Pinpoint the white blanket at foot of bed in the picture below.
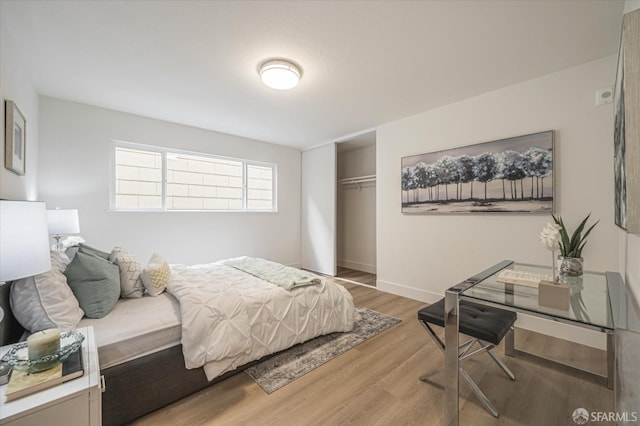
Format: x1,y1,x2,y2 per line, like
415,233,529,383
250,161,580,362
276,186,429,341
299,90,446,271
167,261,355,380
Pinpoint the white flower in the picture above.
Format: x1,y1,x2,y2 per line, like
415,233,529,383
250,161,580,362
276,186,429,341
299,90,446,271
60,235,86,249
539,222,561,251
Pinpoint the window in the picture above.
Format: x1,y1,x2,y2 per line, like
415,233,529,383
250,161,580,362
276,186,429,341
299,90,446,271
247,164,274,210
114,147,163,209
112,142,276,212
166,153,244,211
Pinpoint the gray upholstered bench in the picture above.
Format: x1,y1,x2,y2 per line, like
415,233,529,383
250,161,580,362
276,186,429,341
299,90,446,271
418,299,517,417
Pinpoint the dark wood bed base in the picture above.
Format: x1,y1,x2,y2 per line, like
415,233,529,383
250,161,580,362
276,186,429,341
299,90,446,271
102,345,256,425
1,281,259,425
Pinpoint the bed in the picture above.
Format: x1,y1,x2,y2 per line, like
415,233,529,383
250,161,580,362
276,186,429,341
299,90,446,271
1,256,355,425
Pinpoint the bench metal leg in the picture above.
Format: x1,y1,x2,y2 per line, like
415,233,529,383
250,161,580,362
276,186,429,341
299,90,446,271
505,326,515,357
420,315,515,420
459,367,499,418
487,348,516,380
420,366,444,381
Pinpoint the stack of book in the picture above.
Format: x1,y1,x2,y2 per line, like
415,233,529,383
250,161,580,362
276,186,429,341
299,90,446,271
3,349,84,402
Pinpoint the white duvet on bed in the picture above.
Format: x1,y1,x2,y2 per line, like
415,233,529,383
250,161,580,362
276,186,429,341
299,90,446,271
167,262,355,380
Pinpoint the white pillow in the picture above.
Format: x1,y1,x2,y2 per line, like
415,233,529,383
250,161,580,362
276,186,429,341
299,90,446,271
10,252,84,332
140,253,171,296
109,246,144,298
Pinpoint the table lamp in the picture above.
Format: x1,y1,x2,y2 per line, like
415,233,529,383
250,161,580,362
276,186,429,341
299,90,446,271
46,208,80,252
0,200,52,344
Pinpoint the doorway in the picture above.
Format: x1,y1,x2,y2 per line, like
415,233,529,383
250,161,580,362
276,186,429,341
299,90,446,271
336,132,376,287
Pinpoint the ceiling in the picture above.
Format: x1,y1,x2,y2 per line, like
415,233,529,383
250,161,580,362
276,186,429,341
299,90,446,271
0,0,624,150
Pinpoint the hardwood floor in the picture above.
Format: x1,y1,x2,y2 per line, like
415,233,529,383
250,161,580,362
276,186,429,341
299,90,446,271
336,266,377,287
133,281,613,426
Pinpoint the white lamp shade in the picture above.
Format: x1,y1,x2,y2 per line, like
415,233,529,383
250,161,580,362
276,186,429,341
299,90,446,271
260,60,301,90
46,209,80,235
0,200,52,282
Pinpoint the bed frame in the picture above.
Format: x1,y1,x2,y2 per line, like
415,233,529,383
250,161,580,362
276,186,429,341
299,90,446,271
0,281,255,425
100,344,258,425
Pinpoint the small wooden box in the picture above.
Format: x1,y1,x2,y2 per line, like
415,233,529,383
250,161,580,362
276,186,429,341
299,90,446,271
538,280,570,311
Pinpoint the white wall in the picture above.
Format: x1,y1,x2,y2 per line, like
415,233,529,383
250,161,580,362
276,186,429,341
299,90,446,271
622,0,640,308
0,25,39,201
625,0,640,13
38,97,301,266
337,145,376,273
626,234,640,303
377,56,618,347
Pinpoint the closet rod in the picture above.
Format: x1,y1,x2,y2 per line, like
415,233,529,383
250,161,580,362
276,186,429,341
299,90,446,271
338,175,376,185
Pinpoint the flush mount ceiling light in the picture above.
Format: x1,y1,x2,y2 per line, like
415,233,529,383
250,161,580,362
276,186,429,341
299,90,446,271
259,59,301,90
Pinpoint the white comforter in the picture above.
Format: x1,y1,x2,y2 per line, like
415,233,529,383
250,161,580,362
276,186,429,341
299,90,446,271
167,261,355,380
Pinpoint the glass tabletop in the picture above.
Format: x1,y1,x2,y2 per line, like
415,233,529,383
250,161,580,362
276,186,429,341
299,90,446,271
461,261,613,330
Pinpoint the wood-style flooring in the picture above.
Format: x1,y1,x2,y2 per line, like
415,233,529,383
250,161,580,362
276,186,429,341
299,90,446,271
133,281,613,426
336,266,377,287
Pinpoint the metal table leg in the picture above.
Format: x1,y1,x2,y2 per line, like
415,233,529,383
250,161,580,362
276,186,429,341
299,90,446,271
607,330,614,390
444,290,460,426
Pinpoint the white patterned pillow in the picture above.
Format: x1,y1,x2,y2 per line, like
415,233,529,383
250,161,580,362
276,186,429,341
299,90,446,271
10,251,85,332
109,247,144,298
141,253,171,297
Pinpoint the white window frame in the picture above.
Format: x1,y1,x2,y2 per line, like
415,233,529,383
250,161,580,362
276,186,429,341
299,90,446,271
110,140,278,213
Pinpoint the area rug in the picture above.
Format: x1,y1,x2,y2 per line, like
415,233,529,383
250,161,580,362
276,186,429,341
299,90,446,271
246,306,401,393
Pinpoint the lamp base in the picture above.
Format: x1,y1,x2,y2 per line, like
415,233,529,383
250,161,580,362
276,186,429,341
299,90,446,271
53,235,65,253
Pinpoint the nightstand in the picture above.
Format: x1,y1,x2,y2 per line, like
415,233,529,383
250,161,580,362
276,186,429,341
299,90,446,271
0,326,102,426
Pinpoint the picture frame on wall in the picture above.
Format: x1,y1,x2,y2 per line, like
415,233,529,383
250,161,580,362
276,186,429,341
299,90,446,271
401,130,554,214
613,37,627,230
614,9,640,233
4,100,27,176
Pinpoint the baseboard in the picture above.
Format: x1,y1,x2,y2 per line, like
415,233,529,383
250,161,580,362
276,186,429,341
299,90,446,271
376,279,442,304
337,260,376,274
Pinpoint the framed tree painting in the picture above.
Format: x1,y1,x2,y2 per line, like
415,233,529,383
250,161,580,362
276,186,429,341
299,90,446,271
401,130,554,214
4,100,27,175
614,9,640,233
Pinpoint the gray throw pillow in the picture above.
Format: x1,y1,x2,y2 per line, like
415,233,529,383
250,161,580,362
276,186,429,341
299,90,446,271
78,243,111,260
64,250,120,319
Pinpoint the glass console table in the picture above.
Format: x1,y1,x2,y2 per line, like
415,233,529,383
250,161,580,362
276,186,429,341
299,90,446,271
443,260,619,426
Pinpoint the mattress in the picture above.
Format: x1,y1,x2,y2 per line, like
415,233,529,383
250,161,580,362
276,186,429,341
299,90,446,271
77,293,181,369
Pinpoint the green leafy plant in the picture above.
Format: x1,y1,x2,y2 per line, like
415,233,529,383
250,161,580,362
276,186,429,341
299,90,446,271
551,213,599,258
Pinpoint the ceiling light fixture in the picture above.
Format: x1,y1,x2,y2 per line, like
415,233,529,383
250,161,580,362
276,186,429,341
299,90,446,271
259,59,301,90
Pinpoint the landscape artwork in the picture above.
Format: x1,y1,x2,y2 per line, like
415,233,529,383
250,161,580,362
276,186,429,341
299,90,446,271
614,44,627,230
401,131,554,214
614,9,640,234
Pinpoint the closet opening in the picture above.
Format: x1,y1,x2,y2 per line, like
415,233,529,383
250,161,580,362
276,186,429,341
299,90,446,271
335,132,376,287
